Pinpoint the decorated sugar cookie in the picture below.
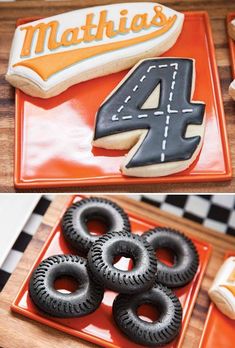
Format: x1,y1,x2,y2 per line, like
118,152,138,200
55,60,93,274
6,3,184,98
228,19,235,101
229,80,235,100
209,257,235,320
228,19,235,40
93,58,206,177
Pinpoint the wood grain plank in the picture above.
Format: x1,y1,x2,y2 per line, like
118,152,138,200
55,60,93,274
0,195,234,348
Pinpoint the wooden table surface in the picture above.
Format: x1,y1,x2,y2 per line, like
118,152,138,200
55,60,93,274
0,0,235,193
0,195,234,348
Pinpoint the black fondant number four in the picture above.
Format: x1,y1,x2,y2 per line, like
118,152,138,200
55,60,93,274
94,58,205,168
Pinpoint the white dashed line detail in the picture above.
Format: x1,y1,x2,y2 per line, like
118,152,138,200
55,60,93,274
170,63,178,70
138,114,148,118
112,115,119,121
117,105,124,113
154,111,164,116
140,75,146,82
167,104,178,114
147,65,157,72
162,139,166,150
124,96,131,103
110,61,193,164
122,115,132,120
164,126,169,138
112,62,164,121
160,63,179,162
182,109,193,113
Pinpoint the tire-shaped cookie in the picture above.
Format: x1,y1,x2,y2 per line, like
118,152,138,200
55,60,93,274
143,227,199,288
113,283,182,346
87,231,158,294
29,254,104,317
62,197,131,254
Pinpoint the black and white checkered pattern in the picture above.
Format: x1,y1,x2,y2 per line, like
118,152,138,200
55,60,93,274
136,195,235,236
0,195,234,292
0,195,53,291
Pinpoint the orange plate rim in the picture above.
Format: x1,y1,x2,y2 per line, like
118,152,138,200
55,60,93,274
198,250,235,348
11,195,212,348
14,11,232,189
227,13,235,78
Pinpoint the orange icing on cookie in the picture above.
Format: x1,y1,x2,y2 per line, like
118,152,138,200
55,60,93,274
61,28,81,46
20,21,62,56
220,268,235,296
95,10,119,40
14,6,177,80
220,285,235,297
14,19,176,81
227,268,235,282
119,10,129,34
131,14,151,32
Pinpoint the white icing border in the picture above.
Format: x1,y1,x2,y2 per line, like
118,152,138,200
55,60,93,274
6,2,184,96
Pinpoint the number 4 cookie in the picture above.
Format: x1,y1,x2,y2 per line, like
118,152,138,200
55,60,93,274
93,58,206,177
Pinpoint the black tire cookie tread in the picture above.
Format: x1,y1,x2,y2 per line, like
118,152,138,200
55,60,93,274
88,231,157,294
29,254,104,317
113,283,182,346
143,227,199,288
62,197,131,253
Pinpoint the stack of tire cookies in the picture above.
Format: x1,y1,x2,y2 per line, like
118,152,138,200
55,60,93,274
29,197,199,347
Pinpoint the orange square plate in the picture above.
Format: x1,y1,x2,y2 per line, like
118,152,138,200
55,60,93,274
199,251,235,348
228,13,235,78
14,11,231,189
11,195,212,348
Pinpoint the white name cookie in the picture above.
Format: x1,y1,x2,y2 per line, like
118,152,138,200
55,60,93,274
209,256,235,320
228,19,235,41
229,80,235,101
6,3,184,98
93,58,205,178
